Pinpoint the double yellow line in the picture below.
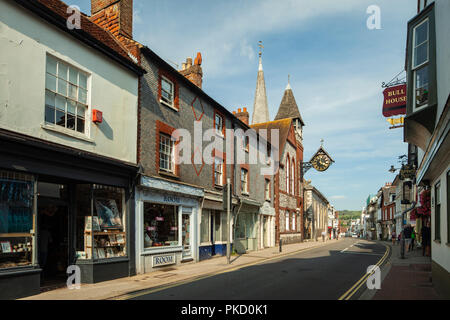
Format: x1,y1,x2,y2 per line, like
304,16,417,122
338,244,390,301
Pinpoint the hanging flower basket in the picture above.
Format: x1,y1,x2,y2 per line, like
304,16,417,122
417,189,431,216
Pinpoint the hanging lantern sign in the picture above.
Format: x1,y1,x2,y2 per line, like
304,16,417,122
382,84,407,117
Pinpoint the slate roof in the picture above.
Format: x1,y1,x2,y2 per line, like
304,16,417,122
12,0,144,75
275,85,305,126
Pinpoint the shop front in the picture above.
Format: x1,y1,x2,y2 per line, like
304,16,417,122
199,194,233,261
0,133,137,299
234,199,261,254
135,176,203,274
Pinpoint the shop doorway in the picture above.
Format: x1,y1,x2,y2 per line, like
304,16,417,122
37,182,70,291
263,216,269,248
181,208,192,260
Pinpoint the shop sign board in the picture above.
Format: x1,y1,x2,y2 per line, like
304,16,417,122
382,84,407,117
152,254,176,267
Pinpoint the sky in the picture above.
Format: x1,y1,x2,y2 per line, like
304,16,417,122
74,0,417,211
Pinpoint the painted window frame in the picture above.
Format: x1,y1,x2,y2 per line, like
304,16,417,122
213,149,226,187
45,54,89,136
214,110,225,137
158,69,179,111
265,179,271,201
240,166,249,195
412,18,430,111
156,120,179,177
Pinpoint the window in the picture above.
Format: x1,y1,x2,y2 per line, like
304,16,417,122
200,210,210,243
159,133,174,173
214,157,224,186
286,212,290,231
143,203,179,248
435,182,441,241
215,113,224,135
243,136,249,152
286,157,290,194
241,168,248,194
412,19,429,109
0,171,35,269
45,55,87,133
265,179,271,201
291,159,295,195
292,213,296,231
160,76,174,107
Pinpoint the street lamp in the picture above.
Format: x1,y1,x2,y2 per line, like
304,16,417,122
389,165,400,173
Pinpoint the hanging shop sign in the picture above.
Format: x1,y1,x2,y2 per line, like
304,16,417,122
399,165,416,181
382,84,407,117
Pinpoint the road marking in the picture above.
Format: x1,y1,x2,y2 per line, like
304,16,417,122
114,240,346,300
338,243,390,301
340,251,384,256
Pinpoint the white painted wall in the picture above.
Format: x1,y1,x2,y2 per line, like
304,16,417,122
0,0,138,164
431,165,450,273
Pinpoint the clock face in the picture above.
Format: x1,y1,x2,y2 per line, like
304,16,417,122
311,154,332,172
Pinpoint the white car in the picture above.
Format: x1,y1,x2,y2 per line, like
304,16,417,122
352,233,359,238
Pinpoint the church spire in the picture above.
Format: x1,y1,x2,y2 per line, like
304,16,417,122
252,41,270,125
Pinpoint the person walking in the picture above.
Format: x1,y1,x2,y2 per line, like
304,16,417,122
391,230,397,245
421,220,431,257
404,224,412,253
321,231,326,242
411,228,416,251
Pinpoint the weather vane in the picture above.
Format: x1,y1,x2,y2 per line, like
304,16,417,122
258,41,264,58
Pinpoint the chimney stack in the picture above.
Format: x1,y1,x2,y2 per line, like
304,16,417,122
179,52,203,89
91,0,133,38
234,107,250,125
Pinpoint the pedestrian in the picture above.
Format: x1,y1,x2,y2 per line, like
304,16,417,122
421,220,431,257
391,230,397,245
411,228,416,250
404,224,412,253
321,231,326,242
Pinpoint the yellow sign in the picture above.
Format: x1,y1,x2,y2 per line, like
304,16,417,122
387,117,404,126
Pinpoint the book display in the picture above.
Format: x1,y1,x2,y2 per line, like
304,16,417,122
0,174,34,269
77,186,127,260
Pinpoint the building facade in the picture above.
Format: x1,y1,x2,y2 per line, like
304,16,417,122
404,0,450,298
0,0,143,299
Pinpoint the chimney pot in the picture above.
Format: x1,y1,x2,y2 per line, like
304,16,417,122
238,108,242,113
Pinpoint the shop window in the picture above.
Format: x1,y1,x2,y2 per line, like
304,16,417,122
200,210,210,244
0,171,35,269
221,212,228,242
76,185,126,260
214,211,221,242
45,55,87,133
143,203,179,248
235,213,256,240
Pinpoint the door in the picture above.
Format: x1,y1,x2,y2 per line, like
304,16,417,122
181,208,192,259
263,216,268,248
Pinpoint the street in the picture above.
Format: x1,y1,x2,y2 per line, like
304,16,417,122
128,239,387,300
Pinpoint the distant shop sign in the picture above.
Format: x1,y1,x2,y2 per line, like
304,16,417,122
152,254,176,267
383,84,407,117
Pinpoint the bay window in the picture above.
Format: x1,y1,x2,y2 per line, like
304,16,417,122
412,19,429,110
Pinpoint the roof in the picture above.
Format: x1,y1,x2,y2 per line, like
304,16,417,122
251,118,293,158
12,0,145,75
275,85,305,126
140,46,250,131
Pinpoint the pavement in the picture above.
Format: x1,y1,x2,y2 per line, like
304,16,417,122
22,238,345,300
359,241,444,300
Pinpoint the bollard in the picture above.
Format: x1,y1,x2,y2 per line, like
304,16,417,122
279,239,283,253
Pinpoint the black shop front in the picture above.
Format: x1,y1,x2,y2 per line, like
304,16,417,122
0,130,138,299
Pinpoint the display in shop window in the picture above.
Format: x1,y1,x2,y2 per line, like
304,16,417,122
94,199,123,229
